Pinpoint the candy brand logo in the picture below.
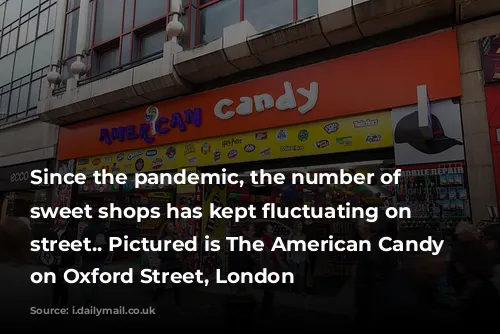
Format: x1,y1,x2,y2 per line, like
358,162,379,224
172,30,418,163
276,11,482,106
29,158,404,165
353,119,378,128
99,107,202,145
315,139,330,149
244,144,255,153
214,81,319,120
103,157,113,162
117,153,124,161
365,133,382,143
228,149,238,159
201,143,211,155
92,158,101,165
128,151,142,160
255,132,267,140
214,149,221,162
78,158,89,165
151,158,163,170
276,129,288,140
336,136,352,146
146,149,158,157
260,148,271,157
188,156,198,164
166,146,176,160
324,122,339,134
298,129,309,142
222,138,242,148
280,145,304,151
184,143,195,155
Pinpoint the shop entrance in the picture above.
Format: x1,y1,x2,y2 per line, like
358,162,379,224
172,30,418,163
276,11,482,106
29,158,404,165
202,148,396,297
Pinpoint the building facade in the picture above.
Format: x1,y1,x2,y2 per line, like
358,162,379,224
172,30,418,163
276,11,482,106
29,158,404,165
0,0,59,219
0,0,498,277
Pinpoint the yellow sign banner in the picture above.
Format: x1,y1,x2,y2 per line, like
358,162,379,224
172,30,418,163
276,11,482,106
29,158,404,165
75,111,392,175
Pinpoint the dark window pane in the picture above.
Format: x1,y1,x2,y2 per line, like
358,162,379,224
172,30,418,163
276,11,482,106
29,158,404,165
9,87,19,116
38,8,49,36
68,0,80,10
33,31,52,70
139,29,164,58
0,53,14,86
63,8,78,57
48,4,56,31
1,33,9,56
27,16,37,42
120,33,131,64
18,21,28,46
99,47,119,73
22,0,39,15
18,83,29,113
199,0,239,44
4,0,21,27
94,0,121,44
134,0,166,28
13,42,34,80
8,27,17,52
297,0,317,20
0,4,5,30
29,77,41,108
244,0,293,33
0,92,8,119
123,0,133,33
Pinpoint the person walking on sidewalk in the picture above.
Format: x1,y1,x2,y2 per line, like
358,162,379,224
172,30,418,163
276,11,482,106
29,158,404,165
287,220,308,294
45,219,76,308
80,218,110,306
153,220,182,307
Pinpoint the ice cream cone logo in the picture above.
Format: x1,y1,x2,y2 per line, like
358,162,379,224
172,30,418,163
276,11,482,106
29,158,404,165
145,106,160,135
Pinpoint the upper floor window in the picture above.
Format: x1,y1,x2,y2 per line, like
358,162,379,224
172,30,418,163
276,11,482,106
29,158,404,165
198,0,317,45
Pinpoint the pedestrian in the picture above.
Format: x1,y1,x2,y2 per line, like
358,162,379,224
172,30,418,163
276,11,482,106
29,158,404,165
481,223,500,293
45,219,76,308
287,220,308,294
80,218,110,307
354,217,397,328
448,240,500,328
260,223,287,318
0,217,52,324
152,221,182,308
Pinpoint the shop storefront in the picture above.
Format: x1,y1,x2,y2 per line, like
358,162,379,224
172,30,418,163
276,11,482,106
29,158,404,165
0,160,55,233
55,30,463,293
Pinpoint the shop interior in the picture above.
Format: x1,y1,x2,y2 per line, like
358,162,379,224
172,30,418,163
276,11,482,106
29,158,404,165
72,146,471,297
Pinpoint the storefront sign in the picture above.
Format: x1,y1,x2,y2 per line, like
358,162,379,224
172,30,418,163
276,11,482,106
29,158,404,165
99,107,202,145
392,99,464,166
75,111,393,174
213,81,318,120
0,160,51,191
58,30,461,161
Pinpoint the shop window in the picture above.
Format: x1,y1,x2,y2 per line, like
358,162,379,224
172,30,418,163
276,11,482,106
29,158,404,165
199,0,239,44
138,28,165,59
244,0,293,33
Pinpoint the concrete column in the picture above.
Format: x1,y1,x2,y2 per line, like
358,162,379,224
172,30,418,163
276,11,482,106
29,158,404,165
457,14,500,222
70,0,91,80
46,0,68,89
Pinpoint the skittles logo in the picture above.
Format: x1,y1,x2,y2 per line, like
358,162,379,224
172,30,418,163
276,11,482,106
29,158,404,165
145,106,160,135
